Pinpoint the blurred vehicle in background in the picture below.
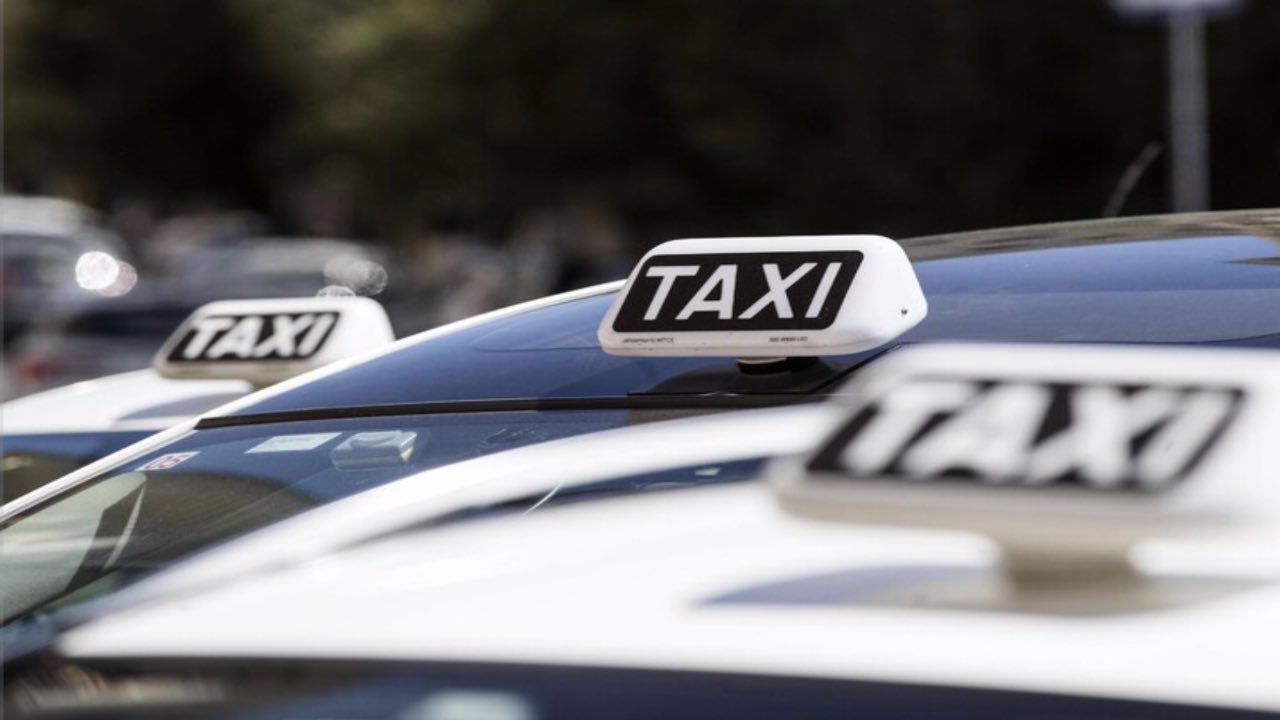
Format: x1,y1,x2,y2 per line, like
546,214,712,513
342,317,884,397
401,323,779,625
4,290,202,398
4,235,393,399
1,196,136,345
174,236,389,299
0,296,395,504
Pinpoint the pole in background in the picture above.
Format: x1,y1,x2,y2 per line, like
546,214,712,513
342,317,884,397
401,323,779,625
1167,10,1210,211
1109,0,1243,213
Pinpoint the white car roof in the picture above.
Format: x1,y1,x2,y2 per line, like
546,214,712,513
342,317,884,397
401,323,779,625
59,481,1280,712
56,406,1280,713
2,370,250,435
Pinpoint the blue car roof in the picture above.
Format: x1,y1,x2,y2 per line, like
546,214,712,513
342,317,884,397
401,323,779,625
228,210,1280,419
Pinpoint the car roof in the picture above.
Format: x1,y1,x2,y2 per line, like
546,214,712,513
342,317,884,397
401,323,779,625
1,370,250,435
224,209,1280,418
903,207,1280,259
59,469,1280,713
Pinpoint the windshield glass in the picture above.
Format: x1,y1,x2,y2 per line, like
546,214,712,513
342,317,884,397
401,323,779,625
0,409,693,627
0,432,154,503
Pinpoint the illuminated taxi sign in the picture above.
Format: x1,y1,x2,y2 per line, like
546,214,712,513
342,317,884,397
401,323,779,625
154,297,393,387
599,235,926,357
775,344,1280,579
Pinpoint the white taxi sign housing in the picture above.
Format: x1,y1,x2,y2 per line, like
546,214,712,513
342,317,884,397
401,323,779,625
598,235,926,357
774,344,1280,578
153,297,394,387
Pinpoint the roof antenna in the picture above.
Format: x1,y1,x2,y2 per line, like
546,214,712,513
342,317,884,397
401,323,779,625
1102,141,1163,218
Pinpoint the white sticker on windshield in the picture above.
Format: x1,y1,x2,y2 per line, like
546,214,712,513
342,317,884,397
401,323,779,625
137,451,199,471
246,432,342,454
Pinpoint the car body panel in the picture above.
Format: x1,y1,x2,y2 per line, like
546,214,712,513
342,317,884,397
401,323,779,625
56,476,1280,712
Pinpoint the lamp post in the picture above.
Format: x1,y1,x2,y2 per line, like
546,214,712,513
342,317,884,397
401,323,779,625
1167,9,1209,211
1109,0,1242,212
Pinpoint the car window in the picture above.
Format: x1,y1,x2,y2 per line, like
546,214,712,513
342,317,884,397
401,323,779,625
0,409,709,627
402,457,770,534
0,432,154,503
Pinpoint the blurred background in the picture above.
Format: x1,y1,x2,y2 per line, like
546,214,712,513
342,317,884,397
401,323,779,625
3,0,1279,397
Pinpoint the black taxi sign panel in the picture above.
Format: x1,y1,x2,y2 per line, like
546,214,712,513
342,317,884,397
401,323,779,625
807,377,1240,493
611,251,863,333
599,236,926,357
166,312,339,363
154,297,393,386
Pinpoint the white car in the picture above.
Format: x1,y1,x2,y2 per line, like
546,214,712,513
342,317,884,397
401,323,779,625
0,296,395,503
9,343,1279,718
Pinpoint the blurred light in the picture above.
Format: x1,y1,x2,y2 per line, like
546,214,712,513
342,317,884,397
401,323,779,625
317,284,357,298
75,251,121,291
98,260,138,297
324,256,389,296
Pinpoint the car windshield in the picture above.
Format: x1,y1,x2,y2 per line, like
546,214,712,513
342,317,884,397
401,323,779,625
0,431,154,503
0,408,707,628
7,660,1266,719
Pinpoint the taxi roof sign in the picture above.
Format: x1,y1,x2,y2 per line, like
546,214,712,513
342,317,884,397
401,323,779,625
774,343,1280,580
598,235,926,357
153,297,394,387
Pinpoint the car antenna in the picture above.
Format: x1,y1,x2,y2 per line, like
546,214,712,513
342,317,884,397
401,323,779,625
1102,141,1163,218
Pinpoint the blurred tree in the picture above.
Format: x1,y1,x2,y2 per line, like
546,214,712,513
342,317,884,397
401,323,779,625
5,0,287,208
5,0,1279,243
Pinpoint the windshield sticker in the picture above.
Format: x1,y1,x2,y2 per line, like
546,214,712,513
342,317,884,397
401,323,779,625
246,432,342,454
330,430,418,470
137,451,200,471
